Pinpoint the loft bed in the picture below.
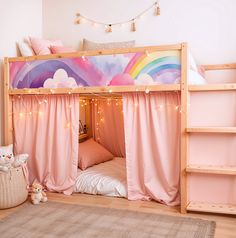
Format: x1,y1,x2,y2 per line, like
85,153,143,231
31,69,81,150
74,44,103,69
3,43,236,215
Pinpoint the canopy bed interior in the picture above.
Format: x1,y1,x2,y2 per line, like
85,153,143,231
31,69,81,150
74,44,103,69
3,43,236,215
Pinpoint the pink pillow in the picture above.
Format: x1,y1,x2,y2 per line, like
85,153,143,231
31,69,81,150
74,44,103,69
50,45,75,54
29,37,63,55
78,138,113,170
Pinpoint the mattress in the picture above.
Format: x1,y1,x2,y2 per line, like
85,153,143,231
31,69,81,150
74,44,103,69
74,157,127,198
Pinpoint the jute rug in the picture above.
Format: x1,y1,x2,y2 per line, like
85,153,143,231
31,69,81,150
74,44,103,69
0,201,215,238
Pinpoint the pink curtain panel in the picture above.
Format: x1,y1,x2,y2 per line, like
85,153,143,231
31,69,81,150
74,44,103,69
123,92,181,205
91,99,126,157
13,95,80,195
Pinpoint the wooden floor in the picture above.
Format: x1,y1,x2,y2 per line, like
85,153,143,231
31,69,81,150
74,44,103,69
1,192,236,237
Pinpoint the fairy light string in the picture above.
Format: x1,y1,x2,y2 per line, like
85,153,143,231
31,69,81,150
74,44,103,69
12,90,182,135
75,1,160,32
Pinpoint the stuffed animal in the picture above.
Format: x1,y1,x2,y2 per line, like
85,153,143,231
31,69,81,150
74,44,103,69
13,154,29,168
0,144,29,172
31,181,47,205
0,144,15,172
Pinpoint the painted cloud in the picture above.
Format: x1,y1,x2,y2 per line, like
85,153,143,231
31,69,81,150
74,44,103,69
135,73,155,85
43,69,78,88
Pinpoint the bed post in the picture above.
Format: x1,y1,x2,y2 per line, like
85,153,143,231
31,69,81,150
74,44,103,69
180,43,189,213
3,57,13,145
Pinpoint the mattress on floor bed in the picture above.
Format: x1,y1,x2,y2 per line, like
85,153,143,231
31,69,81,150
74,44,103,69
74,157,127,198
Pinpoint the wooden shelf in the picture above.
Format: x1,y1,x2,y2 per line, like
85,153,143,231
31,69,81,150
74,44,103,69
186,165,236,175
189,83,236,92
187,202,236,215
186,127,236,133
79,133,88,140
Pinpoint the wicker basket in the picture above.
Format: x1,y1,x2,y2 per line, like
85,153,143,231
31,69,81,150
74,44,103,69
0,167,28,209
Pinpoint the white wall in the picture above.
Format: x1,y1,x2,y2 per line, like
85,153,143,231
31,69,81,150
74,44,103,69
0,0,42,145
43,0,236,64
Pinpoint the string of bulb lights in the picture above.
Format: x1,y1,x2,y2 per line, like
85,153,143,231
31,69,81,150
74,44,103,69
75,1,160,32
13,94,182,121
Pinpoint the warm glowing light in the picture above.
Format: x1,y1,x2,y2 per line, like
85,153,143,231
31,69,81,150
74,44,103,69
38,111,43,116
50,89,55,94
68,91,72,95
135,88,139,92
38,101,42,105
145,50,150,57
29,111,32,116
134,103,139,107
44,99,48,103
145,88,150,94
81,55,86,61
19,112,24,118
159,104,164,109
66,122,71,128
108,89,113,93
175,105,179,110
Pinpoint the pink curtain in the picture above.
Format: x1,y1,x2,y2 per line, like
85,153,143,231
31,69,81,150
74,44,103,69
91,99,125,157
123,92,180,205
13,95,79,195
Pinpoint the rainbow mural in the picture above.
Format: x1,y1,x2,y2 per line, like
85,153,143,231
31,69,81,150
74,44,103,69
10,51,181,89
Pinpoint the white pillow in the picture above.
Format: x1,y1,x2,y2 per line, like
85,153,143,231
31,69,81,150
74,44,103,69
188,69,206,85
18,41,35,56
83,38,135,51
189,52,198,72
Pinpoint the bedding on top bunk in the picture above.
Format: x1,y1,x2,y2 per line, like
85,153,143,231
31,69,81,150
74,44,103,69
74,157,127,198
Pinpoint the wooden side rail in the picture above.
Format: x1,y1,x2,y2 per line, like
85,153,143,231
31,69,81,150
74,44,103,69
202,63,236,71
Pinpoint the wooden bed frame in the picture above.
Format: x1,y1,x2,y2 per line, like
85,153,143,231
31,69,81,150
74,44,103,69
3,42,236,215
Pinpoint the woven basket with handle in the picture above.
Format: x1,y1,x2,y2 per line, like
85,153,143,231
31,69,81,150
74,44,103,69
0,167,28,209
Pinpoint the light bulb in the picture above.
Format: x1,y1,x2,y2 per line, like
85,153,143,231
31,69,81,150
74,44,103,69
145,50,150,57
145,88,150,94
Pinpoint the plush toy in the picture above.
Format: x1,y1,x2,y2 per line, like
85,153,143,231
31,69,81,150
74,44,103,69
31,181,47,205
0,144,29,172
0,144,15,172
13,154,29,168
